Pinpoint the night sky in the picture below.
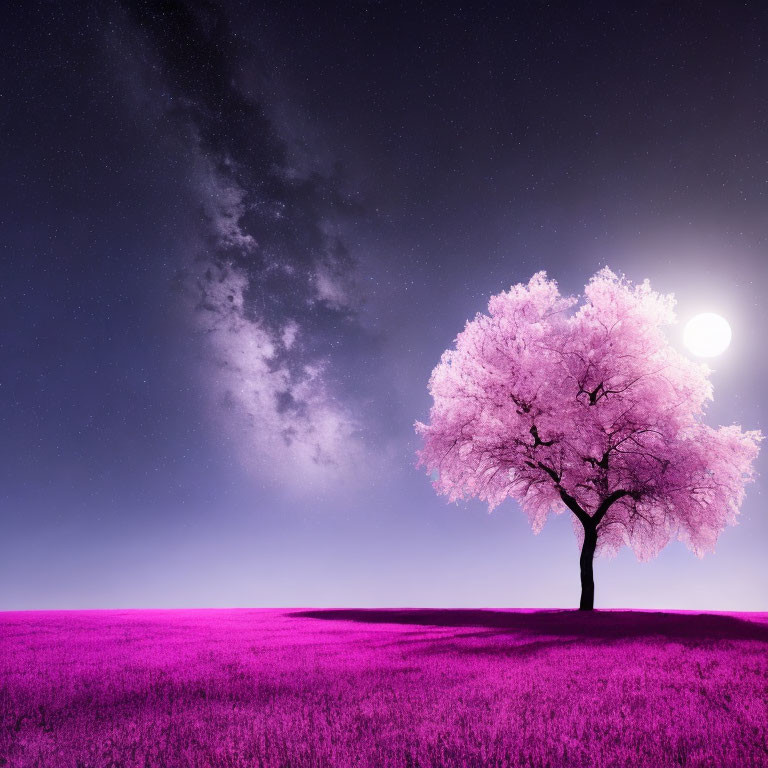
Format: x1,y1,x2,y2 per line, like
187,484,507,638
2,1,766,610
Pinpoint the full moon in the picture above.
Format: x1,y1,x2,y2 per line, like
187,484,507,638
683,312,732,357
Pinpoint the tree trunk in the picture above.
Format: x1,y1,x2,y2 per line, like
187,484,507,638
579,525,597,611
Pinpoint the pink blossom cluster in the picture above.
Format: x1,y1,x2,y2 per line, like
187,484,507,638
416,269,761,560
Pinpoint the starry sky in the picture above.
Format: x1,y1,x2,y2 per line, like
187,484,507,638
2,1,766,610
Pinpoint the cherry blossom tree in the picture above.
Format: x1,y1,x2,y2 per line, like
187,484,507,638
416,269,761,610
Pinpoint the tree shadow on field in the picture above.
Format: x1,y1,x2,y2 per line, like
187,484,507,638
290,609,768,645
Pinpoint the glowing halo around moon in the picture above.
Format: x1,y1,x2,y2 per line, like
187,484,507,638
683,312,732,357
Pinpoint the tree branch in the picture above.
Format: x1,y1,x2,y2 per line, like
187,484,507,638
593,489,639,526
559,489,591,527
536,461,560,484
532,460,591,526
530,424,554,447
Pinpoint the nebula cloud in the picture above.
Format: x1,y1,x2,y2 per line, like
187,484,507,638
119,0,371,489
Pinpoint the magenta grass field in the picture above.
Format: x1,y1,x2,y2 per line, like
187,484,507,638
1,609,767,768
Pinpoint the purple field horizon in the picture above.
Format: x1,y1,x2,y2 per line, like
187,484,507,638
2,608,767,768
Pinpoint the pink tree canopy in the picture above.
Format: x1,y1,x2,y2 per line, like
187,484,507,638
416,269,761,562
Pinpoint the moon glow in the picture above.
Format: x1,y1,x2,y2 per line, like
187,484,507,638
683,313,732,357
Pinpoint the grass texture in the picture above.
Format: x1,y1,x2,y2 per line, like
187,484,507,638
1,608,766,767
